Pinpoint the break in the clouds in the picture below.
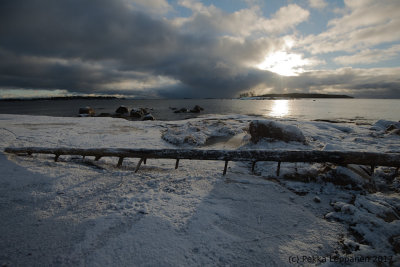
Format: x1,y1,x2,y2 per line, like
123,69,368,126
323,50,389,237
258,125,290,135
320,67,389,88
0,0,399,98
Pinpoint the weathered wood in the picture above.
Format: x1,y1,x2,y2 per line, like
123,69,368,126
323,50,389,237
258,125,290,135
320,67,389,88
117,157,124,167
135,158,145,173
251,161,256,173
223,161,229,176
277,161,281,176
4,147,400,173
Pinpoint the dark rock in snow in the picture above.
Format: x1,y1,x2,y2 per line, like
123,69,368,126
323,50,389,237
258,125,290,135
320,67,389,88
140,108,151,115
115,106,129,115
389,129,400,136
78,107,95,117
174,108,190,113
249,120,306,143
130,108,144,118
390,235,400,253
142,113,155,121
190,105,204,113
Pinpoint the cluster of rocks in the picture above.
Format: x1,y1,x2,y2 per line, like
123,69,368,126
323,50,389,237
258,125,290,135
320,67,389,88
78,105,155,120
114,106,155,120
171,105,204,114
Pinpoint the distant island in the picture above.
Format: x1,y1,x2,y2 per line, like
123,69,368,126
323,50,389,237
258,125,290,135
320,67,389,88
0,96,122,101
239,93,353,99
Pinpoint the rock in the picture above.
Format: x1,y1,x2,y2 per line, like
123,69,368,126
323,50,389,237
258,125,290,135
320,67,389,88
130,108,144,118
190,105,204,113
174,108,190,113
390,235,400,253
386,124,400,132
78,106,95,117
140,108,151,115
249,120,306,143
313,196,321,203
389,129,400,136
324,166,367,190
142,113,155,121
115,106,129,115
371,120,400,131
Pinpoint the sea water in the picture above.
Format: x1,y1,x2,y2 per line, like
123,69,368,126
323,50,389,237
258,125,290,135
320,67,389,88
0,98,399,123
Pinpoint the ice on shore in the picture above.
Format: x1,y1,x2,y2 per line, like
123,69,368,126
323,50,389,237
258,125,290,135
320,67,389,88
0,114,399,266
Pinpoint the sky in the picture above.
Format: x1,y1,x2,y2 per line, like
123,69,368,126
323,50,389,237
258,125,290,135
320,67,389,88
0,0,399,99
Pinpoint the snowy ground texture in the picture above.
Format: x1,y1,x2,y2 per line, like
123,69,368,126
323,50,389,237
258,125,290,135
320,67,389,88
0,114,399,266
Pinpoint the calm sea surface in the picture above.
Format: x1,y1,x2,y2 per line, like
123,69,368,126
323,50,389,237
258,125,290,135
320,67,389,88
0,99,399,123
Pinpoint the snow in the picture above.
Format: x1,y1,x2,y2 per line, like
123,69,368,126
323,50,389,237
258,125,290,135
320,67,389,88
0,114,399,266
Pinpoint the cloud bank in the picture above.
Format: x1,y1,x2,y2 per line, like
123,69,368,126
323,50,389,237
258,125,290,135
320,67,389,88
0,0,399,98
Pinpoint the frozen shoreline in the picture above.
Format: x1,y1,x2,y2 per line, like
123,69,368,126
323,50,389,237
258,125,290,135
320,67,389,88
0,114,399,266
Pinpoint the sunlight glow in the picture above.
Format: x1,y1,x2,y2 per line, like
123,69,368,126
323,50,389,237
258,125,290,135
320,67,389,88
257,51,311,76
269,100,289,117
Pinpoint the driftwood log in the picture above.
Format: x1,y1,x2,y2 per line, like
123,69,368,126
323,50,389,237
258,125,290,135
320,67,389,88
4,147,400,175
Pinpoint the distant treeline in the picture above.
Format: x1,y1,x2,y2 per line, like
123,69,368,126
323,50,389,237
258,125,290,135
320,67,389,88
0,96,121,101
239,92,353,99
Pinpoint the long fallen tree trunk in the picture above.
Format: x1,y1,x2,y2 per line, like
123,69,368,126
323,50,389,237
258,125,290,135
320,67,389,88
4,147,400,175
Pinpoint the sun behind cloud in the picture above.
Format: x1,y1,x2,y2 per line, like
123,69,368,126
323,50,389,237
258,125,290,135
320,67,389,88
257,51,312,76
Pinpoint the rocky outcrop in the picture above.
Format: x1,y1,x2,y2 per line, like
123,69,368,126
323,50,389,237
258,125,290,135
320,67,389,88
249,120,306,143
190,105,204,113
115,106,129,115
173,105,204,113
130,108,144,118
174,108,190,113
142,113,155,121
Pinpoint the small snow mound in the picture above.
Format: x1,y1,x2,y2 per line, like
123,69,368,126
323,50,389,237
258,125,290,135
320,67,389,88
249,120,306,143
371,120,400,131
322,144,342,151
162,120,243,146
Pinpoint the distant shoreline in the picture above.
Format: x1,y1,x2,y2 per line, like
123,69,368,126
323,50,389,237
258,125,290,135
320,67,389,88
0,96,122,102
0,93,355,101
239,93,354,99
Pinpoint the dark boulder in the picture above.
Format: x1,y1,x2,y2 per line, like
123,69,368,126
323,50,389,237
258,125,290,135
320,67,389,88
140,108,151,115
190,105,204,113
115,106,129,115
174,108,190,113
130,108,144,118
249,120,306,143
78,107,95,117
142,113,155,121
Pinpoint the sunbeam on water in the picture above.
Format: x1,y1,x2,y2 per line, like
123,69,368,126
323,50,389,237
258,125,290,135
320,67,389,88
268,100,290,117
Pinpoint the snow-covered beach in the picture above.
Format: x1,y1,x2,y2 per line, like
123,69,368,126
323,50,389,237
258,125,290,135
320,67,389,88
1,114,399,266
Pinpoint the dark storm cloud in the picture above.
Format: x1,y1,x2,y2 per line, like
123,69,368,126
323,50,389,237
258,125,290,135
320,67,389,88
0,0,177,64
0,0,283,97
